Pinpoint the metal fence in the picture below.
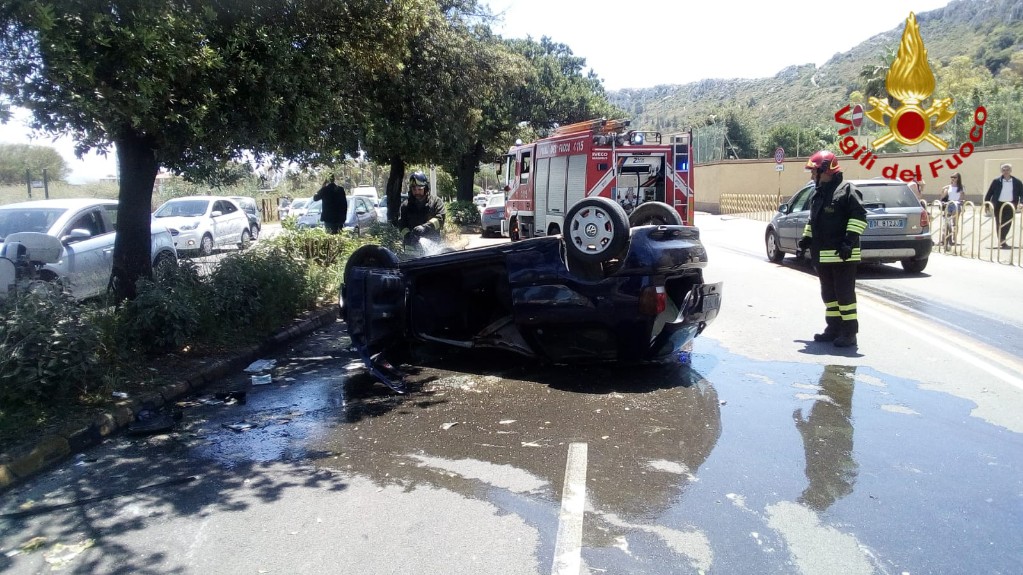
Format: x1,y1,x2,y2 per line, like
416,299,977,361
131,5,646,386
720,193,1023,268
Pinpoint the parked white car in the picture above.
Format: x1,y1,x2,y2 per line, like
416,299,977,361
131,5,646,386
287,197,312,219
0,198,178,300
152,196,251,256
351,186,380,206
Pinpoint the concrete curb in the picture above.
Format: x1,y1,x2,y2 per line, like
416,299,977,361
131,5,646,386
0,305,340,493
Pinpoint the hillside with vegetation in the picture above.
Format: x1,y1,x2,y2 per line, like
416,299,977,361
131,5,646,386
609,0,1023,161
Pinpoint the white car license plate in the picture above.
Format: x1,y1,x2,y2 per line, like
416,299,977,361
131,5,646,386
870,219,905,229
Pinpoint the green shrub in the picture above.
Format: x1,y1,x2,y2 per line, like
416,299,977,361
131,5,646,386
115,260,206,355
0,289,103,405
447,200,480,226
207,246,320,333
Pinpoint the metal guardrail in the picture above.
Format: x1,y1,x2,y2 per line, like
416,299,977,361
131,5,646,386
721,193,1023,268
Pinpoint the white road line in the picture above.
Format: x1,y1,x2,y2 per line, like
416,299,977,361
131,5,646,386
551,442,588,575
865,294,1023,391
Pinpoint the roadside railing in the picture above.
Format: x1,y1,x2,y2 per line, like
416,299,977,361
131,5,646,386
720,193,1023,268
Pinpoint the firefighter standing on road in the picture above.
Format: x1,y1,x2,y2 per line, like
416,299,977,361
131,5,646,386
797,151,867,348
397,171,446,246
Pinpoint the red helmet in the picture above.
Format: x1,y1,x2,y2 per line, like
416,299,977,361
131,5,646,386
805,151,841,175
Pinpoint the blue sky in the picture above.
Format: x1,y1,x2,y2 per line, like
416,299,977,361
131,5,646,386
2,0,955,183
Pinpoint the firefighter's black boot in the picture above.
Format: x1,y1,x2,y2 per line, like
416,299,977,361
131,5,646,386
833,334,857,348
813,330,839,342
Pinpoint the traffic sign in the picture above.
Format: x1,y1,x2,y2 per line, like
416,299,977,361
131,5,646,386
774,147,785,164
851,104,864,128
775,164,784,172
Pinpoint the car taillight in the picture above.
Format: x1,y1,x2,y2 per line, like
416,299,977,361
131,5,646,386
919,209,929,229
483,207,499,216
639,285,666,316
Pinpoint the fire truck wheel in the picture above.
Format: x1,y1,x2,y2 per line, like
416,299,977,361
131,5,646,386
564,197,630,265
628,201,682,227
341,244,400,318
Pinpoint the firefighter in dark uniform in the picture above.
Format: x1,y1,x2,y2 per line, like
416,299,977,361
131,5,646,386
397,170,446,246
797,151,868,348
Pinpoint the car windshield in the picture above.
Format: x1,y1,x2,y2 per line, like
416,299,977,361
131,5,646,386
857,183,919,208
486,195,504,208
0,207,66,240
154,199,209,218
291,199,308,210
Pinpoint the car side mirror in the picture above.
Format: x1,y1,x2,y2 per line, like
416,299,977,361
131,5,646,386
356,207,366,215
62,228,92,243
777,204,788,213
211,210,222,217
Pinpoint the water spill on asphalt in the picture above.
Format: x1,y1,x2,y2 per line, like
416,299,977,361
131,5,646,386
165,330,1021,573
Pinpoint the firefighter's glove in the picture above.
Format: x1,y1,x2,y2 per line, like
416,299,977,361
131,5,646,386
413,225,427,236
797,236,811,251
838,241,854,261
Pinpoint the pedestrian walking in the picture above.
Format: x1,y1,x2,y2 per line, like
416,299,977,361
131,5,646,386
939,172,965,247
797,151,868,348
313,174,348,234
984,163,1023,249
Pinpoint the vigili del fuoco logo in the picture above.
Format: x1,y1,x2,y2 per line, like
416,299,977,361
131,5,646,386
833,12,987,182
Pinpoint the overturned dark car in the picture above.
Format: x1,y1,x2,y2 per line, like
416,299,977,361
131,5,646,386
340,197,722,391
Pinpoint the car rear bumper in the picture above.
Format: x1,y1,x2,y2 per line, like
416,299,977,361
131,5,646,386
861,236,932,261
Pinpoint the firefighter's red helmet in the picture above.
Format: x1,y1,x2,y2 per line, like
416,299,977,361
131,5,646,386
805,151,841,175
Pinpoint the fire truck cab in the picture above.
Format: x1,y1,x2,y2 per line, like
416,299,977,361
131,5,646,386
502,118,693,240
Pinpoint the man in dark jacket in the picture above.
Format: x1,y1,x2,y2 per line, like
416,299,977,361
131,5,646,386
984,163,1023,249
313,174,348,234
797,151,868,348
397,171,446,245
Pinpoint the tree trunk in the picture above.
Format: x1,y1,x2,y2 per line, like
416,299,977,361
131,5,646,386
455,140,485,203
110,129,160,301
384,156,405,224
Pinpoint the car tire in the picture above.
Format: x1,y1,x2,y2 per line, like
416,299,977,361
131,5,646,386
766,230,785,262
199,234,214,257
628,201,683,227
250,224,260,240
152,252,178,278
342,244,400,319
901,258,928,274
564,197,630,265
238,229,251,250
509,217,520,242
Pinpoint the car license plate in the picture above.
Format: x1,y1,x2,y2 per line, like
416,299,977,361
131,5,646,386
869,219,905,229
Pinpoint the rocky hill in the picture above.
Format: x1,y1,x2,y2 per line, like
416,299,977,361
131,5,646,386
610,0,1023,147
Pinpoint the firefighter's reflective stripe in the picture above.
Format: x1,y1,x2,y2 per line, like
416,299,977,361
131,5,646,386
825,300,841,318
819,248,861,263
846,218,867,235
839,301,858,321
803,223,812,237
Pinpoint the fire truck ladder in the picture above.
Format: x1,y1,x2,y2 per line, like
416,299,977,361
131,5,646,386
552,118,631,137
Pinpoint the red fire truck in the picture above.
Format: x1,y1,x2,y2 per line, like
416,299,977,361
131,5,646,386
501,118,693,240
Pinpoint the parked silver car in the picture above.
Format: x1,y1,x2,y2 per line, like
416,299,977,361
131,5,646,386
765,178,932,273
152,196,251,256
297,196,379,233
0,198,178,300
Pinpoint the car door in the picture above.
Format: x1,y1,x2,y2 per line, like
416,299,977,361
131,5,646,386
60,206,114,299
355,197,374,228
777,183,815,251
211,200,238,246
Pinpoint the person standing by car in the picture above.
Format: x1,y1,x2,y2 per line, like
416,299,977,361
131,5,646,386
984,163,1023,249
797,151,868,348
397,171,446,245
313,174,348,234
939,172,965,247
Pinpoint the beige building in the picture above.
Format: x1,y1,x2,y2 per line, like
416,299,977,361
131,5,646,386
693,144,1023,213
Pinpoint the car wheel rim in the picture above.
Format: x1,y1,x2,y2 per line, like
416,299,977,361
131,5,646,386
568,206,615,255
